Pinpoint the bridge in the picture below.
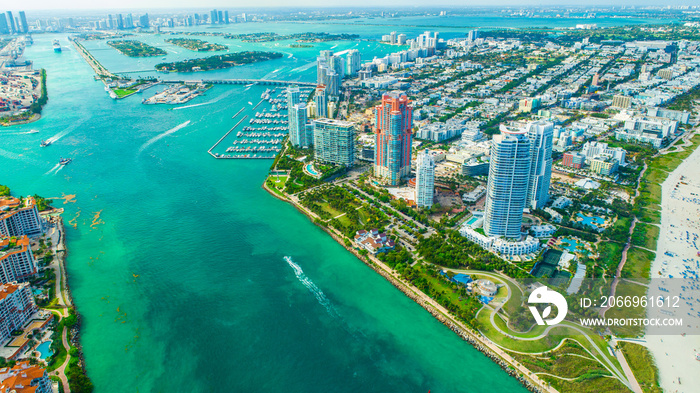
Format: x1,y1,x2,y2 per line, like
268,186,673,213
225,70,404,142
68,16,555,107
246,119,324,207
160,79,316,87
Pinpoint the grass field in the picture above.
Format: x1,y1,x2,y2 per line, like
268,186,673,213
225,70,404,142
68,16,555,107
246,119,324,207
112,88,136,98
618,341,662,393
631,222,660,250
605,281,647,337
621,246,655,281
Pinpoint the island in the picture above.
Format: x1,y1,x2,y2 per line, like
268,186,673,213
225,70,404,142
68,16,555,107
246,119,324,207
172,31,360,43
154,51,283,72
225,32,360,43
164,38,228,52
107,40,167,57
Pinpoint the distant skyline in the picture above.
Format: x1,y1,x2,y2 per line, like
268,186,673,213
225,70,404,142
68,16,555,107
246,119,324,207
3,1,698,12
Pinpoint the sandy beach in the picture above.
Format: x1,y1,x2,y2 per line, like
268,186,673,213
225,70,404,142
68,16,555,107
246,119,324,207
644,140,700,393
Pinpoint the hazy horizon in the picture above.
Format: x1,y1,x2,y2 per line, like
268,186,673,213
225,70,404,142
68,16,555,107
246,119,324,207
2,2,697,12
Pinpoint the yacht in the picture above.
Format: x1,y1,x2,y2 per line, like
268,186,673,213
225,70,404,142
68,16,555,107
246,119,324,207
40,140,51,147
59,157,72,166
53,40,61,53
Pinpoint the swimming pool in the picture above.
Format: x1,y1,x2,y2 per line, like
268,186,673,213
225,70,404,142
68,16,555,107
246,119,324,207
305,164,320,177
576,213,605,229
559,237,589,255
36,341,53,360
466,216,479,225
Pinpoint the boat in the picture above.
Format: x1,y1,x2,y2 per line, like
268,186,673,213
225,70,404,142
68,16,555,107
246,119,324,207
40,140,51,147
59,157,72,166
53,40,61,53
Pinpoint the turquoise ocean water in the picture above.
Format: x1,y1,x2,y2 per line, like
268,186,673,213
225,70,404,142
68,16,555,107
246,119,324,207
0,16,667,392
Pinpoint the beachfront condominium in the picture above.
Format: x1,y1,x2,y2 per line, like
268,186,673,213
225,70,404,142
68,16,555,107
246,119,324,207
346,49,361,77
483,125,531,239
526,121,554,210
0,361,52,393
415,149,435,208
373,92,413,186
313,119,355,166
0,197,43,237
314,85,328,119
0,282,37,345
289,104,310,147
0,236,38,283
286,85,310,147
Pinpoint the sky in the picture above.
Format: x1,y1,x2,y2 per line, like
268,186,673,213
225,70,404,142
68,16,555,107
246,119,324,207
4,1,696,11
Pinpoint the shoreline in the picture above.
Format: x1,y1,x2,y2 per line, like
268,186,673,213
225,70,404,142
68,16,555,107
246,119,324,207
47,212,92,393
262,181,554,393
0,113,41,127
644,134,700,391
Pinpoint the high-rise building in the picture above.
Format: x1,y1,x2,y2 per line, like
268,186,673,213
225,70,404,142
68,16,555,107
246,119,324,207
289,104,309,147
0,282,37,344
314,85,328,118
468,29,479,41
373,92,413,186
313,119,355,166
287,85,308,147
0,236,38,283
483,125,531,239
415,150,435,208
316,51,343,95
117,14,124,29
139,14,149,29
210,10,218,24
18,11,28,34
525,121,553,210
0,197,43,237
224,11,229,24
346,49,361,77
0,14,9,34
125,13,134,29
218,11,223,24
5,11,15,34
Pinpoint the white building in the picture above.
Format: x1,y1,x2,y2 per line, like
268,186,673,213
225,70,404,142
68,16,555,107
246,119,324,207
0,236,38,284
0,282,36,345
526,121,554,210
459,225,540,256
415,149,435,208
0,197,44,238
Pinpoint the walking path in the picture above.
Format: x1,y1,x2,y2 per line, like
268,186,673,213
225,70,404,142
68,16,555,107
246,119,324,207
54,327,71,393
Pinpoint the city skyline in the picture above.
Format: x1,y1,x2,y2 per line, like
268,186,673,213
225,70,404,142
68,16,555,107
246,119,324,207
3,2,698,11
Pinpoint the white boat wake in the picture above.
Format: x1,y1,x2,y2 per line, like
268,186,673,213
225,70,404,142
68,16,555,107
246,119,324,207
138,120,191,153
289,61,316,74
284,256,338,318
44,163,61,176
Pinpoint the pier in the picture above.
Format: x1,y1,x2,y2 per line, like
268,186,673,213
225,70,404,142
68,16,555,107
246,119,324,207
207,114,248,158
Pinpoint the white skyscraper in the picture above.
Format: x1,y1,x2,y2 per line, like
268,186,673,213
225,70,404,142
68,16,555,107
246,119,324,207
483,125,532,239
314,86,328,118
286,86,306,147
525,121,554,210
346,49,361,77
289,104,308,147
415,150,435,208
